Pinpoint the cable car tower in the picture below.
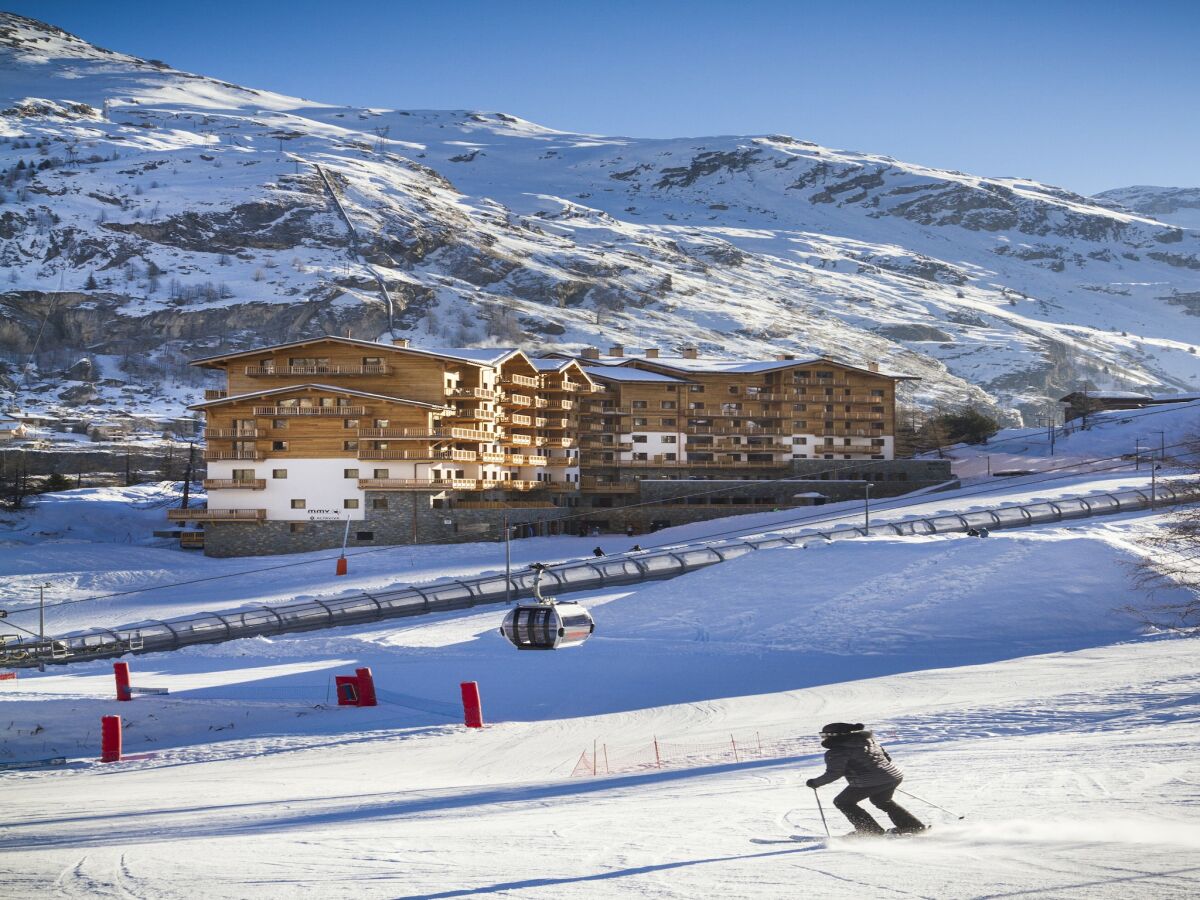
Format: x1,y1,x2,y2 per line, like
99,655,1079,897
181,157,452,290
500,563,595,650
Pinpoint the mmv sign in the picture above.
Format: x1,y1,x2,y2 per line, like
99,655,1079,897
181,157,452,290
306,509,343,521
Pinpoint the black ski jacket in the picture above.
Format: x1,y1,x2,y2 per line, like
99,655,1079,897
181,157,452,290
809,731,903,788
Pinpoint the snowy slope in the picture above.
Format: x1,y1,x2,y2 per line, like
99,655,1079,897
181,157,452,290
1096,185,1200,231
3,12,1200,427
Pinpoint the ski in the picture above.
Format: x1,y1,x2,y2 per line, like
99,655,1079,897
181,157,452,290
750,835,826,846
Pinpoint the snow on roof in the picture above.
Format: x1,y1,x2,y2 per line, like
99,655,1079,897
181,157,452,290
190,337,519,369
1149,392,1200,402
582,366,688,384
187,384,449,411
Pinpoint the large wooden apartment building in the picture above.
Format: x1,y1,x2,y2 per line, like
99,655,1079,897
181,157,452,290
170,337,593,555
173,337,953,555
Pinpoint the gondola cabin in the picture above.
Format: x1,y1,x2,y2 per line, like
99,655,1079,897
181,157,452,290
499,563,596,650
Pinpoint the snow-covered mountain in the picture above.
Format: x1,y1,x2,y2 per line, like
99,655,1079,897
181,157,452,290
3,12,1199,424
1094,185,1200,231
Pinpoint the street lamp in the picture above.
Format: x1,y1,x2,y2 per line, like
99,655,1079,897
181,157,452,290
38,582,50,672
864,482,875,532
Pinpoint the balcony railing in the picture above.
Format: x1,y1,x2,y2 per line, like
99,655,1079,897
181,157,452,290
543,380,580,392
479,451,506,463
203,389,228,401
507,434,532,446
507,394,534,407
509,413,533,427
581,478,639,493
501,373,541,389
545,457,575,467
167,508,265,522
244,365,389,376
544,400,575,411
357,427,493,441
205,428,262,439
448,407,496,421
203,450,263,461
357,449,477,461
358,478,481,491
447,387,500,400
523,456,548,467
503,454,525,466
253,406,366,416
202,478,267,491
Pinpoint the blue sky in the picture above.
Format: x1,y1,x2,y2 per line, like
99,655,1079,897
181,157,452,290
9,1,1197,194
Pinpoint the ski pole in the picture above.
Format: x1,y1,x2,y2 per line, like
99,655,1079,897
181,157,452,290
812,787,831,836
897,788,964,820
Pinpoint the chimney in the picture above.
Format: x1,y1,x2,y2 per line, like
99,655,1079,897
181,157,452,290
643,348,659,358
681,346,698,360
581,347,601,360
867,361,880,372
776,353,796,361
608,344,625,357
392,338,410,348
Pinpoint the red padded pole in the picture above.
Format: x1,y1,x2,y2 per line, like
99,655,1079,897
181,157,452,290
336,556,348,576
113,661,132,702
100,715,122,763
460,681,483,728
355,667,377,707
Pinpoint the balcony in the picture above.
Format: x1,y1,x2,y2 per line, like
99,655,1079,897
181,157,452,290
501,373,541,389
167,508,265,522
503,453,526,466
541,418,570,430
544,399,575,411
203,389,228,401
447,387,500,400
202,478,266,491
447,407,496,421
551,437,574,448
509,413,533,427
203,449,263,461
507,433,533,446
540,480,575,490
545,457,575,467
358,427,492,441
243,365,390,376
358,478,480,491
205,428,262,439
507,393,534,407
358,449,477,461
543,379,580,392
524,456,548,467
253,406,367,416
480,451,506,463
534,398,548,408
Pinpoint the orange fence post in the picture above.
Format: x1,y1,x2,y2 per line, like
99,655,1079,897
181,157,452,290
113,662,132,702
460,681,483,728
100,715,122,763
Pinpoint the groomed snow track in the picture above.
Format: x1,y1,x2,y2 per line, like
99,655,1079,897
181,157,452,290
8,483,1195,667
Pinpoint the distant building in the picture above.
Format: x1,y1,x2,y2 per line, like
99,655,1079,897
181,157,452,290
0,415,28,441
1059,390,1200,422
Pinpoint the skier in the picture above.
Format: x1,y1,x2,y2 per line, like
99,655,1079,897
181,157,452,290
805,722,926,836
629,544,643,552
592,546,605,557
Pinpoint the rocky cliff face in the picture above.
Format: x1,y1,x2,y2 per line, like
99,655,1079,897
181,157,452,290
2,12,1199,425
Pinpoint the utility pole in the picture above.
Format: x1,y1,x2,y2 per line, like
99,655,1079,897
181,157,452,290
503,513,512,604
1135,439,1147,471
1151,430,1165,461
864,482,874,532
180,442,195,511
38,582,49,672
1151,464,1159,510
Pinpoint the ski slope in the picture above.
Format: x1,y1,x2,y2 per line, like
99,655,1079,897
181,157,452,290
2,412,1198,896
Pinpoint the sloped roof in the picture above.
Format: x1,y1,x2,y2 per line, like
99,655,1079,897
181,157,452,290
582,366,688,384
187,384,449,411
190,336,518,369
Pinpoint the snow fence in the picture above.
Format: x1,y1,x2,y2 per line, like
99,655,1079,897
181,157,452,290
5,482,1194,667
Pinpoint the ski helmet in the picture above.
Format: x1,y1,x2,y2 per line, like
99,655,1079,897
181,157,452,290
820,722,864,737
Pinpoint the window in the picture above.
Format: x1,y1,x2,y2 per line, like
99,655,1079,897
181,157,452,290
273,469,287,479
633,417,648,427
291,499,306,509
362,356,383,366
371,498,388,510
344,418,359,429
872,406,885,414
633,452,649,461
632,400,648,409
871,438,885,446
688,402,705,410
272,440,288,451
374,468,389,478
689,385,705,393
665,385,677,392
660,400,677,410
343,468,359,479
272,419,287,429
289,357,330,368
632,435,648,443
290,523,309,534
661,417,676,427
336,398,352,407
872,389,885,397
795,437,808,444
231,468,255,482
662,435,677,444
356,531,374,541
817,371,833,379
793,403,807,411
343,440,359,451
728,385,740,394
318,397,335,408
374,419,389,428
664,452,677,461
793,420,807,429
344,499,360,509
